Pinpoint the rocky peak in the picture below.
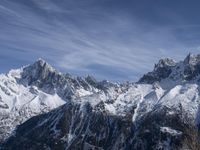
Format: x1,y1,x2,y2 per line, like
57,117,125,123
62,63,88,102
31,58,55,73
183,53,200,65
18,59,103,100
154,58,176,71
20,58,58,87
182,54,200,80
85,75,97,87
139,53,200,83
35,58,46,66
139,58,176,84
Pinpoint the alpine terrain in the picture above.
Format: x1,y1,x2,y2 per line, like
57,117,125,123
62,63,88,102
1,54,200,150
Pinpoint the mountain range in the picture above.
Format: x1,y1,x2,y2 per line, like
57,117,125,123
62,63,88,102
1,54,200,150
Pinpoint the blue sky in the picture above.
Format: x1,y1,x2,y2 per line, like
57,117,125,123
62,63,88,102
1,0,200,81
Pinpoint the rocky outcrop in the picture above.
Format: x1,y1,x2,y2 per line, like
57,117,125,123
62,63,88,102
139,54,200,83
139,58,176,84
2,103,198,150
0,59,113,143
20,59,99,99
1,54,200,149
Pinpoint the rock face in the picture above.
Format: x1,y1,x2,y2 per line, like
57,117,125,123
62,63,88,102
1,54,200,150
1,103,199,150
139,53,200,83
0,59,102,142
139,58,177,84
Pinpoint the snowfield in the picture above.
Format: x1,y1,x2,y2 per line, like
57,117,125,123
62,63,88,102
1,54,200,149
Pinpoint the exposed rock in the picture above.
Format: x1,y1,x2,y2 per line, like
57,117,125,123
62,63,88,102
1,54,200,149
139,58,176,83
1,103,198,150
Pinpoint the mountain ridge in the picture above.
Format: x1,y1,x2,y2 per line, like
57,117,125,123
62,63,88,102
1,54,200,149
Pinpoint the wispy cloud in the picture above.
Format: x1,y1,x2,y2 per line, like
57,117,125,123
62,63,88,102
1,0,200,81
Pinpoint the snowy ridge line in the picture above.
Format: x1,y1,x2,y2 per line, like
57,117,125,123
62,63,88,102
1,54,200,144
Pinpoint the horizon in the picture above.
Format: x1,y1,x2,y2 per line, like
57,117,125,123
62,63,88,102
1,52,199,83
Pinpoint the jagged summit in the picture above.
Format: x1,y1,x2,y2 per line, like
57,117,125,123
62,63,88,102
1,54,200,149
139,57,177,84
154,58,176,71
20,59,115,95
36,58,46,63
139,53,200,83
183,53,200,65
0,58,101,142
3,59,56,83
29,58,56,72
20,58,58,86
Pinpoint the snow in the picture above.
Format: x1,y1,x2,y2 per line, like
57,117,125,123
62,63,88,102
0,73,65,112
104,104,116,114
1,66,200,131
159,83,199,119
67,133,74,143
2,57,200,141
76,88,93,97
160,127,182,136
70,80,200,124
132,94,143,122
7,68,22,79
0,71,66,140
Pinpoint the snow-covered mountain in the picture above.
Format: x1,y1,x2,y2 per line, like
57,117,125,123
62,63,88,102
0,58,103,142
1,54,200,150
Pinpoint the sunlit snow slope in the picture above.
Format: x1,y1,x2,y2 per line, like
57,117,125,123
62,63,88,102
1,54,200,150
